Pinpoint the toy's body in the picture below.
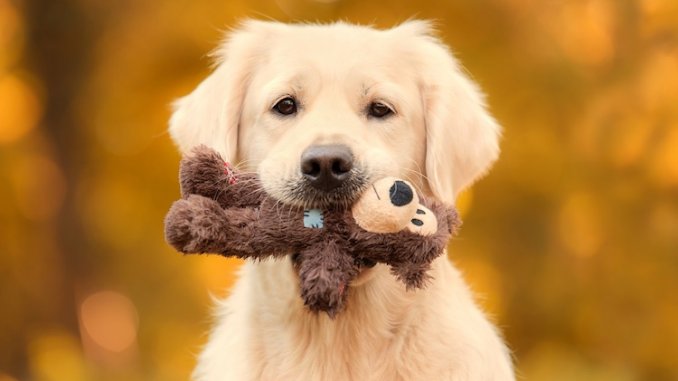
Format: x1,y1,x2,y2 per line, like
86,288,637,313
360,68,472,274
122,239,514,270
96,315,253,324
165,147,459,317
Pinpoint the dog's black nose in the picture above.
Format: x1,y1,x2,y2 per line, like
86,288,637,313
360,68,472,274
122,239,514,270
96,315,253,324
301,145,353,191
389,180,414,206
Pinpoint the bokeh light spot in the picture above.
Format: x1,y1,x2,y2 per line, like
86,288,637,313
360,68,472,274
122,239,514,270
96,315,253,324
552,0,616,67
0,0,24,71
639,49,678,112
27,330,88,381
79,291,139,353
0,73,42,144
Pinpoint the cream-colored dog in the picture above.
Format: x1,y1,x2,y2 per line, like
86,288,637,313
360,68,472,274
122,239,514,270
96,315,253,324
169,20,514,381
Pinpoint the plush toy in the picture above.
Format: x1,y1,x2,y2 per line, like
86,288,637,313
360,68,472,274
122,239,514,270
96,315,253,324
165,146,460,317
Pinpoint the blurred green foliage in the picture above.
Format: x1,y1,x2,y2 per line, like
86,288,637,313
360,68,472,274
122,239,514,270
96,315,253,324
1,0,677,380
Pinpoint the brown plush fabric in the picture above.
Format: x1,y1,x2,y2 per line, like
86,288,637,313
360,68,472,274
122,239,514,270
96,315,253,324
178,146,264,208
165,146,460,317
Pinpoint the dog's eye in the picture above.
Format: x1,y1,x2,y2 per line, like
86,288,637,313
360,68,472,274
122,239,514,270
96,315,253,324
368,102,394,118
273,97,297,116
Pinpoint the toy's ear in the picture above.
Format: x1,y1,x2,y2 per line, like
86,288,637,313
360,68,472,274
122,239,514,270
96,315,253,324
398,21,501,203
352,177,419,233
169,20,271,162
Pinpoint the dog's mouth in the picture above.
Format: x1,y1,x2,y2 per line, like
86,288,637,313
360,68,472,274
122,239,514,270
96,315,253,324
277,169,369,210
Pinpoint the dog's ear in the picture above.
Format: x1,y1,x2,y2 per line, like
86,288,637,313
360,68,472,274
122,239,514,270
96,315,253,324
169,20,271,161
397,21,501,204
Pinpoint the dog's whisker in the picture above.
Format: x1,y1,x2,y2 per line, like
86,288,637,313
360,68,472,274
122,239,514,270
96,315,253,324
399,167,429,196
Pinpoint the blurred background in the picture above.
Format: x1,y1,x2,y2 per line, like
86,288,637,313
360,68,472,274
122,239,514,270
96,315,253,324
1,0,677,380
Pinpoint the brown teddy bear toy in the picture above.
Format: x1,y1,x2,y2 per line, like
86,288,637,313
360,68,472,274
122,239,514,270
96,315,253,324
165,146,460,317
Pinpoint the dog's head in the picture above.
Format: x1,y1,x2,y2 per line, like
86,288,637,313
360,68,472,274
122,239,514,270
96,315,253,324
169,20,500,207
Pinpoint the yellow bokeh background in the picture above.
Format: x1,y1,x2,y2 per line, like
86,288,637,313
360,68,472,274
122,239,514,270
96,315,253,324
1,0,677,380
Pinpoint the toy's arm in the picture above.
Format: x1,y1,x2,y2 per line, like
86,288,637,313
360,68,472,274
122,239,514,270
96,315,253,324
164,195,296,259
351,199,459,289
179,146,265,208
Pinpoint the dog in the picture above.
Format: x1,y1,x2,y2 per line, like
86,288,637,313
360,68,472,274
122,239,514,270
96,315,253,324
169,20,514,381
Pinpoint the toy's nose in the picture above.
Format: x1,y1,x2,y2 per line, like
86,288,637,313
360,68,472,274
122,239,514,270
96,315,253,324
389,180,414,206
300,145,353,191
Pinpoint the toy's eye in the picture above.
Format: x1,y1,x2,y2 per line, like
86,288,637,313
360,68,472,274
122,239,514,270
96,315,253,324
273,97,297,116
411,218,424,226
368,102,394,118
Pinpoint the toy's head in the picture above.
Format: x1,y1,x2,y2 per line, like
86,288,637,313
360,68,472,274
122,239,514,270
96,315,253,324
352,177,438,236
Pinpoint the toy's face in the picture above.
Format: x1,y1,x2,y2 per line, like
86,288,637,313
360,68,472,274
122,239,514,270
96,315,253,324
352,177,437,236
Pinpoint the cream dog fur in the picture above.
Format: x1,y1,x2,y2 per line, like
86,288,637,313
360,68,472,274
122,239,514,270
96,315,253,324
169,20,514,381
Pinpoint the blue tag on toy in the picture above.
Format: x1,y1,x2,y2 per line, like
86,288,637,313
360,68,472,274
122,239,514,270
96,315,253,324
303,209,324,229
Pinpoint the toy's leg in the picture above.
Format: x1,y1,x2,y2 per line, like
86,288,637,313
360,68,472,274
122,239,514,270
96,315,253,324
179,146,264,208
164,194,261,257
296,242,360,318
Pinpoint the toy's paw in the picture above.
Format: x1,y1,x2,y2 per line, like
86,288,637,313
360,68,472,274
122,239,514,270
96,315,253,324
179,146,234,198
165,199,197,252
405,205,438,236
164,195,226,254
391,263,432,290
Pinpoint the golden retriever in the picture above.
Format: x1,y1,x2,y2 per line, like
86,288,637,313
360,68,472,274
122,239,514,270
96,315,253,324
169,20,514,381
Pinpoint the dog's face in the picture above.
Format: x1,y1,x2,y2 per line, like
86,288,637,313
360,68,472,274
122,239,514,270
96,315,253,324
240,30,426,208
169,20,500,207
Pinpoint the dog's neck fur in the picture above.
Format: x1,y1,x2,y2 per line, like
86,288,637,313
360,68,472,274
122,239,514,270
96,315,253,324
194,253,514,380
247,255,459,379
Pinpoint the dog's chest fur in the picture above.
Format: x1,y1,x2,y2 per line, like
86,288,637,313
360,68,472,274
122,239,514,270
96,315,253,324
256,274,419,380
193,258,514,381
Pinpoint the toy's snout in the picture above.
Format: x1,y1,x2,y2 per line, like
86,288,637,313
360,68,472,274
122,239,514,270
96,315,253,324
389,180,414,206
